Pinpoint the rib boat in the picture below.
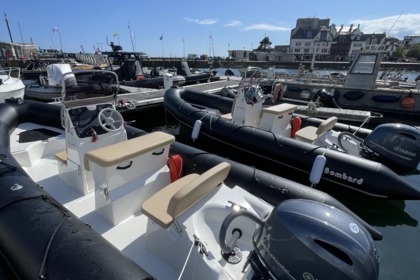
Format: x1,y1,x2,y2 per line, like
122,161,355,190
0,70,381,279
164,75,420,199
0,67,25,103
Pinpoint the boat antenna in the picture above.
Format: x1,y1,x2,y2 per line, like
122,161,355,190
386,11,404,36
375,11,403,52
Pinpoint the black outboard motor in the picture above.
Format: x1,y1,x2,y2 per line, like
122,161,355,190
362,123,420,172
313,88,341,108
251,199,380,279
150,66,164,77
220,199,380,280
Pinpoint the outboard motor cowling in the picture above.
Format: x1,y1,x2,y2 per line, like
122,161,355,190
362,124,420,172
313,88,341,108
251,199,380,280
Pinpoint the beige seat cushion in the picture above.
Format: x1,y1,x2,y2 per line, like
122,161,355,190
55,150,68,165
84,131,175,171
316,116,337,135
294,126,318,143
141,162,231,228
141,174,199,228
295,117,337,143
259,103,297,118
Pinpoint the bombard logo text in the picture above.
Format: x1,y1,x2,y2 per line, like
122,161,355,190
324,167,364,185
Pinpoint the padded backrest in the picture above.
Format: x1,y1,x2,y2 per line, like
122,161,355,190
167,162,231,218
316,116,337,135
141,162,232,228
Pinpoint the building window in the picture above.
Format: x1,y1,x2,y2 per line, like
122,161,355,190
304,48,310,53
294,48,301,53
295,42,301,46
305,42,311,46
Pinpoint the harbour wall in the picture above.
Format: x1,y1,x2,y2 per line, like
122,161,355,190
141,59,420,71
2,58,419,71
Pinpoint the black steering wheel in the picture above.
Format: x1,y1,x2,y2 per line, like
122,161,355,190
97,108,124,132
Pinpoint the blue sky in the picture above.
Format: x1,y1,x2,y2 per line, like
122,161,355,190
1,0,419,57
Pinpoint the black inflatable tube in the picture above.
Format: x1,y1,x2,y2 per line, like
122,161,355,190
0,101,382,279
164,88,420,200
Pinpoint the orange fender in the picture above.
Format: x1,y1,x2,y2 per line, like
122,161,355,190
401,97,415,109
291,116,302,137
167,155,183,182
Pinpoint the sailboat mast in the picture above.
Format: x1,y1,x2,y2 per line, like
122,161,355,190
4,12,14,43
128,22,135,52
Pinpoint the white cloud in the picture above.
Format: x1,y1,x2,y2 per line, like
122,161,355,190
352,14,420,38
184,17,218,25
242,23,290,32
224,20,242,27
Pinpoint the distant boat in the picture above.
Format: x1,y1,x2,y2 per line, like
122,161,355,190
21,60,48,80
275,51,420,117
101,50,186,88
24,63,139,102
176,60,220,84
110,58,186,89
0,66,25,102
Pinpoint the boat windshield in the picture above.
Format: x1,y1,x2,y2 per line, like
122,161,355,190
60,70,119,109
238,67,265,89
0,67,21,81
350,54,378,75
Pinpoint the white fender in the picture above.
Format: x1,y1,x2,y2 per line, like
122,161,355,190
309,155,326,185
191,120,202,141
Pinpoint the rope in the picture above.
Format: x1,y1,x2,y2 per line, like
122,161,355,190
38,214,69,279
306,101,318,116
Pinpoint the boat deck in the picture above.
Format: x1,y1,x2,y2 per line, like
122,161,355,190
9,121,267,279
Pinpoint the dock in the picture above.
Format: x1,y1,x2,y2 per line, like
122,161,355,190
116,76,241,112
278,97,381,123
294,106,381,123
61,74,378,125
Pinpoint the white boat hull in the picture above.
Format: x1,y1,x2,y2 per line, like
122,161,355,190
0,69,25,102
